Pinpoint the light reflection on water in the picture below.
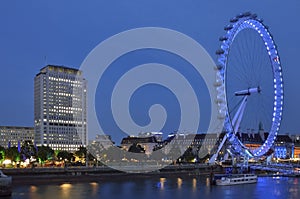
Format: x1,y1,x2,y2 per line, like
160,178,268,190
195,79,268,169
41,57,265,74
11,176,300,199
158,177,166,190
192,178,197,191
59,183,72,198
177,178,182,189
89,182,98,196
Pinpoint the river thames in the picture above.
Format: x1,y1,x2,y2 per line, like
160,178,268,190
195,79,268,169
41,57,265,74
8,175,300,199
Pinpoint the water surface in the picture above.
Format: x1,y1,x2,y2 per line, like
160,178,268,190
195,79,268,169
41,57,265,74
10,176,300,199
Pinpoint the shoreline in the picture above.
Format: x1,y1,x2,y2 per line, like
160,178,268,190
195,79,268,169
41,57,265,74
4,165,298,187
11,171,214,186
10,172,298,187
2,164,222,186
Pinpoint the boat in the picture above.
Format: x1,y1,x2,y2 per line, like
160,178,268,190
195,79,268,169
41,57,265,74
215,173,257,186
0,170,12,196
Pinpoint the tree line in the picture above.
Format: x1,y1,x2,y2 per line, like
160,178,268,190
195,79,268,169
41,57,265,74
0,141,95,167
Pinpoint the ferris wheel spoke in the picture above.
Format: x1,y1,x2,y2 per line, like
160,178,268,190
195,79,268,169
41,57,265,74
216,12,284,158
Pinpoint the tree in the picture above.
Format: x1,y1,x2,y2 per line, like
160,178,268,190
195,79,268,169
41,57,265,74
0,146,5,161
166,143,182,164
5,147,20,162
87,152,96,165
20,140,37,161
57,151,74,162
128,143,145,153
125,144,147,162
182,147,196,163
198,147,210,163
198,147,209,159
75,146,87,159
37,146,54,163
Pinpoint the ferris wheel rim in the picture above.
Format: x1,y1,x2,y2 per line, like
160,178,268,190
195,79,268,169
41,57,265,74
216,12,284,157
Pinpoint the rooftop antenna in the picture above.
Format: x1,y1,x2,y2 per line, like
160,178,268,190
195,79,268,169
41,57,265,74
44,55,48,66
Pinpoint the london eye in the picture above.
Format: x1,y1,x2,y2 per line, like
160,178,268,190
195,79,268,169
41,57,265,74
212,12,283,161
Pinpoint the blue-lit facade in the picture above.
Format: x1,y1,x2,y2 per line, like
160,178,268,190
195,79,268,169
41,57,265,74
215,12,283,158
272,134,294,159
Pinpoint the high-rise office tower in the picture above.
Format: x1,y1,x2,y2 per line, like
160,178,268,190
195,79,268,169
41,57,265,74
34,65,87,152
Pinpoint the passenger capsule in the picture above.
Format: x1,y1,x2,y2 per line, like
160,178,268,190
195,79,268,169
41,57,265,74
219,36,228,41
243,11,251,17
215,64,223,70
230,17,239,23
216,49,225,55
236,13,244,18
224,24,233,31
251,14,258,19
257,18,264,23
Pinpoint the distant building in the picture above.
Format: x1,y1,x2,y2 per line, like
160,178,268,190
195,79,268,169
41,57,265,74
236,132,295,159
181,133,226,154
272,134,293,159
87,134,115,161
89,134,114,150
237,132,264,151
34,65,87,152
290,134,300,158
121,136,159,155
180,131,295,160
0,126,34,148
119,131,298,160
252,133,294,159
138,132,163,142
162,133,226,161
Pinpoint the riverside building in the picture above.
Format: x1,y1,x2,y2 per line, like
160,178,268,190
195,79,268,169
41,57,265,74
0,126,34,148
34,65,87,152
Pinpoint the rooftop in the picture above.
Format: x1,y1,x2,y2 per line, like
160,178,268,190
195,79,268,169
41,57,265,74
0,126,34,130
36,65,82,76
121,136,158,145
41,64,80,72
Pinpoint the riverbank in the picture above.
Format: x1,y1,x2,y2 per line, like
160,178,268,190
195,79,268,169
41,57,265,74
3,165,300,187
1,164,223,186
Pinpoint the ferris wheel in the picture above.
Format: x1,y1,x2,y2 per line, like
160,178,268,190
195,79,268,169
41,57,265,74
211,12,283,161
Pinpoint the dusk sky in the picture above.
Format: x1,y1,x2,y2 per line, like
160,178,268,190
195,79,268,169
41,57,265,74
0,1,299,142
